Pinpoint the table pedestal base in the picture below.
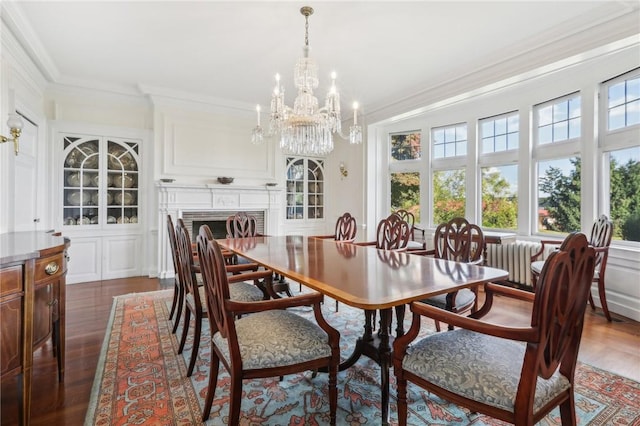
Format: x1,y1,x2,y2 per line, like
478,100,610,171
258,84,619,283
337,307,403,426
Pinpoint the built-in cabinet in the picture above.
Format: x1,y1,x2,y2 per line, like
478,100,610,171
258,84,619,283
56,129,145,284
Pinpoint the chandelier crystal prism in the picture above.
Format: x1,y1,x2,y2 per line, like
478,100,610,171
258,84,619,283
251,6,362,156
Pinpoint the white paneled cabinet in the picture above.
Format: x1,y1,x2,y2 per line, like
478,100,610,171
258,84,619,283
54,127,146,284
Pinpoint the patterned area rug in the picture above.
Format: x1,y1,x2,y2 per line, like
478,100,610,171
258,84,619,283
85,290,640,425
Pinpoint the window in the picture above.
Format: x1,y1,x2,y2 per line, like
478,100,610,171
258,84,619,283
600,69,640,244
537,157,581,234
537,94,581,144
390,132,421,161
285,157,324,220
481,165,518,230
432,124,467,159
390,172,421,222
480,112,519,153
607,73,640,130
605,147,640,242
433,169,466,224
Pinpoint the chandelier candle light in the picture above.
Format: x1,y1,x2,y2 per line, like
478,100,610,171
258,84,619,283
251,6,362,156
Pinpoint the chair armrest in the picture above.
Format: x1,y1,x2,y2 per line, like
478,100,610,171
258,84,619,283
471,282,535,318
225,291,323,314
227,269,273,284
530,239,562,262
225,263,260,273
410,300,538,342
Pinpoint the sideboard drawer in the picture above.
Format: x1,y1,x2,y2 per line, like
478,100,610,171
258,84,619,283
0,265,22,297
34,253,65,283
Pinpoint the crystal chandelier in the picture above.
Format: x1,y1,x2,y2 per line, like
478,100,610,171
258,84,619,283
251,6,362,156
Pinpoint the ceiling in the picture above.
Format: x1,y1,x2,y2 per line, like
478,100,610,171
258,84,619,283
3,1,640,119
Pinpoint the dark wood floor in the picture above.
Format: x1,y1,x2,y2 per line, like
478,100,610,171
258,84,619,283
1,277,638,425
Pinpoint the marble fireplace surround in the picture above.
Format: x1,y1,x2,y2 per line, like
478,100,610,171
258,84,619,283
157,182,282,279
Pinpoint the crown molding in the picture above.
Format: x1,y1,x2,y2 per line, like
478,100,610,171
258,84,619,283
139,84,255,113
1,1,59,83
365,3,640,125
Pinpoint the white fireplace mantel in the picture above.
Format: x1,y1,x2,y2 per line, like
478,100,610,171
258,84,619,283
156,181,283,278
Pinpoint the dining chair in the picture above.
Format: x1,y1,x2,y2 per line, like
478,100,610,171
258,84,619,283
531,215,614,321
311,212,358,310
174,220,272,376
312,212,357,242
226,211,293,297
394,232,596,426
196,234,341,424
357,213,411,251
393,209,426,250
415,217,485,331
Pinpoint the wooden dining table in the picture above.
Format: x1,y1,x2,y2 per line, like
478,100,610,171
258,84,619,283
218,235,509,425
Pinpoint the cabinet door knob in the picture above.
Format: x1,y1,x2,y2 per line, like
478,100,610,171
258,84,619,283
45,262,60,275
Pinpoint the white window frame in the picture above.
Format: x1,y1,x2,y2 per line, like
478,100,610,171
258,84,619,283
388,130,423,222
532,92,583,236
478,112,520,231
598,69,640,246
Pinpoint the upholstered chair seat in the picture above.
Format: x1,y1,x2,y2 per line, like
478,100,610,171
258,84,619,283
402,329,570,413
213,310,332,370
187,283,264,309
229,281,266,302
422,288,475,311
406,240,425,250
530,260,544,276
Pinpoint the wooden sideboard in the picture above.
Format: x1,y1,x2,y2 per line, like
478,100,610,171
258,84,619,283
0,232,69,426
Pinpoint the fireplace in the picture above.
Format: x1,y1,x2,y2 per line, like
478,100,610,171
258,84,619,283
182,210,265,241
157,182,283,279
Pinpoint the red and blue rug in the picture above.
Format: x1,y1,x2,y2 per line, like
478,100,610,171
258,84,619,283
85,290,640,425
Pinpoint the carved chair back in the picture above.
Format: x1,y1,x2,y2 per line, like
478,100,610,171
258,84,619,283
167,215,182,282
393,209,415,228
175,219,203,311
226,212,259,238
376,214,411,250
589,214,613,271
433,217,484,264
334,212,357,241
196,230,231,340
531,233,595,382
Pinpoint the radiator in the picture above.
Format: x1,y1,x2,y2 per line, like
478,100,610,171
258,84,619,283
485,241,542,288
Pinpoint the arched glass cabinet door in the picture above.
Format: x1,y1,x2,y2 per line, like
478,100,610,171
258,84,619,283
106,139,139,225
61,135,140,228
285,157,324,220
62,136,100,226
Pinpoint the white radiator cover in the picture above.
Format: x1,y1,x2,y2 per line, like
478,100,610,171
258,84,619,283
485,241,543,288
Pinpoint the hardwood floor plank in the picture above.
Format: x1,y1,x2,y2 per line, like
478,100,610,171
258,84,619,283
1,277,638,425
